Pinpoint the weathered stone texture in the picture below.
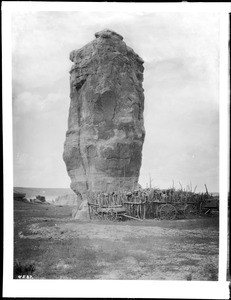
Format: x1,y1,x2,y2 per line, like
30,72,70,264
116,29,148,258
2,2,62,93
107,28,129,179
63,29,145,208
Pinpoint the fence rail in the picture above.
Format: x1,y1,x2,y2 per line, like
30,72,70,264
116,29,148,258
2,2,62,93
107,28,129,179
87,188,216,220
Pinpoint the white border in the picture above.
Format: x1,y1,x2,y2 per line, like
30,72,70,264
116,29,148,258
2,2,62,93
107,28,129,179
2,1,14,295
2,1,231,13
2,2,230,299
218,12,229,283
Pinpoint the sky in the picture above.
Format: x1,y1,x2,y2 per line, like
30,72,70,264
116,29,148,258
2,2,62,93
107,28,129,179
12,10,220,192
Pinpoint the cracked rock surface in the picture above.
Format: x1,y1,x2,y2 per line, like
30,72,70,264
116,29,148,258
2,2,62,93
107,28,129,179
63,29,145,218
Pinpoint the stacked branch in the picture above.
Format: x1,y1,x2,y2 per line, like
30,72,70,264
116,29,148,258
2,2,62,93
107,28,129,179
87,184,216,220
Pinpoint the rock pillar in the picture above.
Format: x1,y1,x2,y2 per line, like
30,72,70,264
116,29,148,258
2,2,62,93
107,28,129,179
63,29,145,219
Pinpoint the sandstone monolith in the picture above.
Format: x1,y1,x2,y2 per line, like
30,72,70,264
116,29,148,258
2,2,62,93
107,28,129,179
63,29,145,219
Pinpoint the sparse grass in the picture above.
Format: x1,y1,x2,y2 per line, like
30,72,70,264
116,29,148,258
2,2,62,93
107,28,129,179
14,260,35,279
35,240,102,279
14,200,219,280
203,263,218,281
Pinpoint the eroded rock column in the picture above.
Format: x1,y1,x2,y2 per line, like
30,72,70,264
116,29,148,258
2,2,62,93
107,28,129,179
63,29,145,219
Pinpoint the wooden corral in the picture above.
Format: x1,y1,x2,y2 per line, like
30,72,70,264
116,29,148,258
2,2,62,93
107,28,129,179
87,188,218,221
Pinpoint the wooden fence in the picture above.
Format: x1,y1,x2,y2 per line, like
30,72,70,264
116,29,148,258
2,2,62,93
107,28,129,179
87,188,213,220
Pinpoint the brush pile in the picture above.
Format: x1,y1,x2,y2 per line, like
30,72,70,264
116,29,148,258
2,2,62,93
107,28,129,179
87,186,217,220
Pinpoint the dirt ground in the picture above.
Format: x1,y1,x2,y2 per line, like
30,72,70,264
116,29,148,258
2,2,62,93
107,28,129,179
14,200,219,280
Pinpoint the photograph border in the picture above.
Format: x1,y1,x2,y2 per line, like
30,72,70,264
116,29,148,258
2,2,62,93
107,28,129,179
2,2,230,298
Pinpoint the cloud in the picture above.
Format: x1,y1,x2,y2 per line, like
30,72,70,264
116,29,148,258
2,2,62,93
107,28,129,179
13,91,68,118
11,11,220,190
13,92,43,115
14,151,70,188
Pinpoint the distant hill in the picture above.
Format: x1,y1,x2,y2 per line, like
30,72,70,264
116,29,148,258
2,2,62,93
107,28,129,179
13,187,75,202
53,194,78,206
14,187,219,203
